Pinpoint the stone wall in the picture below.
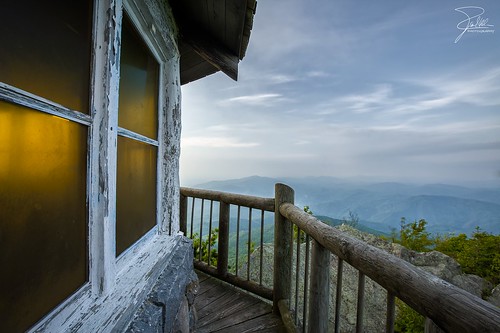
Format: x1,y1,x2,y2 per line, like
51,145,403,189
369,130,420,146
126,238,198,333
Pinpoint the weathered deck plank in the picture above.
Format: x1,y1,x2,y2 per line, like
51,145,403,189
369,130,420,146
194,272,285,333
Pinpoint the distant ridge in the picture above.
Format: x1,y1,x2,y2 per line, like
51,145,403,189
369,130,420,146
192,176,500,235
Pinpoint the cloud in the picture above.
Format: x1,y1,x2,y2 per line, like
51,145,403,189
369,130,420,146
306,71,331,78
267,74,297,84
339,84,393,113
219,93,286,107
180,0,500,185
182,136,260,148
314,66,500,126
387,66,500,116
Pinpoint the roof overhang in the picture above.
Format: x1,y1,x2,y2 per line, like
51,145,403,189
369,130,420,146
170,0,257,85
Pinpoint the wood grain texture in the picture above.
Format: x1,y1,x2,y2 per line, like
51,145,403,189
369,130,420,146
273,184,294,314
217,201,230,276
194,271,285,332
194,261,273,300
307,240,330,333
181,187,275,212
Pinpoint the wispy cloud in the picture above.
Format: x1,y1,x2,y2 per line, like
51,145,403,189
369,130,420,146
267,74,297,84
316,66,500,119
306,71,331,78
183,136,260,148
219,93,286,107
340,84,393,113
408,66,500,108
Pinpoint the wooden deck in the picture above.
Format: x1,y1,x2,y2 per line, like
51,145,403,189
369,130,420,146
194,271,285,333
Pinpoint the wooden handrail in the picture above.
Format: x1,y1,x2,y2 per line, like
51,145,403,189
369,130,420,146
180,187,275,211
180,186,275,302
279,202,500,333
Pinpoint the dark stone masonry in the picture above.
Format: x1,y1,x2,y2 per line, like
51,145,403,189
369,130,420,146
126,238,199,333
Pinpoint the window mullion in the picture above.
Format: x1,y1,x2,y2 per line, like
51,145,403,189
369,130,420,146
117,127,159,146
0,83,92,126
88,0,123,296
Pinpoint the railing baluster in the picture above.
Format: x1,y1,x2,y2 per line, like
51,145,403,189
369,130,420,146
217,201,230,277
334,258,343,333
199,199,204,261
259,209,264,286
386,292,395,333
208,200,214,266
189,197,195,239
235,205,241,277
295,227,301,325
289,218,294,306
247,208,252,281
308,239,330,333
356,272,365,333
180,194,187,235
303,234,310,333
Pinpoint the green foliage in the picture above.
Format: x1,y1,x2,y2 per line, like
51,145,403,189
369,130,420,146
293,206,312,243
394,299,425,333
192,228,219,266
435,228,500,285
247,240,255,254
399,217,434,252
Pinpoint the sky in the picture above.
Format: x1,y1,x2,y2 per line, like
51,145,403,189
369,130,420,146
179,0,500,187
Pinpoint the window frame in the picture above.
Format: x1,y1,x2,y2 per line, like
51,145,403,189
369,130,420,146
88,0,175,295
115,7,161,258
1,0,181,331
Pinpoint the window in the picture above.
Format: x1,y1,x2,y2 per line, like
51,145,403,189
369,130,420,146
0,1,92,113
0,0,173,330
0,1,92,332
116,14,160,256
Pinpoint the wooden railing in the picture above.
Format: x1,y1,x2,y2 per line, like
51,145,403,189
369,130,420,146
180,184,500,333
180,187,275,300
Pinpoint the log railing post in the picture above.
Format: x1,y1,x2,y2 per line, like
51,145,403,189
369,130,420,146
180,194,187,235
217,201,230,277
273,183,294,314
308,239,330,333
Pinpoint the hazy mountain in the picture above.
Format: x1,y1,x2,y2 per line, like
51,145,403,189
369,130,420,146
191,176,500,235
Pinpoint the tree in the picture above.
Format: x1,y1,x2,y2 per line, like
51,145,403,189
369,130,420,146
435,228,500,286
192,228,219,266
399,217,433,252
394,299,425,333
342,210,359,227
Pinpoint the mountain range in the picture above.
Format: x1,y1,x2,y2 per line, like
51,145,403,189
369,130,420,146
190,176,500,235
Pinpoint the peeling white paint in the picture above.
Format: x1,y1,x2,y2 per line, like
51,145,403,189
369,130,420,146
27,0,184,330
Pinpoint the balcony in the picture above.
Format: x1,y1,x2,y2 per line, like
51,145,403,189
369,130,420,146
181,184,500,333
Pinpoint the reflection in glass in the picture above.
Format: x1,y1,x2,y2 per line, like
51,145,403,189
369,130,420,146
116,136,157,256
0,101,88,332
0,0,92,113
118,14,159,139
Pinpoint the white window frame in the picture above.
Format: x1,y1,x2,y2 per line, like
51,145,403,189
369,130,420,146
89,0,178,296
0,0,182,331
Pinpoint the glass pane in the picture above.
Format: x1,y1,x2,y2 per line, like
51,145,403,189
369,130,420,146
116,136,157,256
0,0,92,113
118,14,159,139
0,101,88,332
